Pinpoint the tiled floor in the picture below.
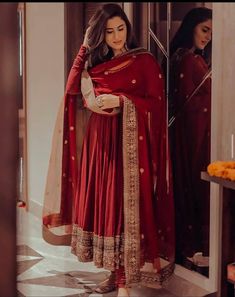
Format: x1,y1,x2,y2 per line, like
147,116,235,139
16,207,212,297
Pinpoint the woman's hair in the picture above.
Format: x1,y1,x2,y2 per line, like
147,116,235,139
86,3,138,68
170,7,212,64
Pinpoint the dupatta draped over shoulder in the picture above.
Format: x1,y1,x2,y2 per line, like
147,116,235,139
43,45,175,285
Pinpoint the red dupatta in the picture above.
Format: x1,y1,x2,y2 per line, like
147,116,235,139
42,46,175,285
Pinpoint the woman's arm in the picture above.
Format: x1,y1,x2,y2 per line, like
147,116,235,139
65,45,89,95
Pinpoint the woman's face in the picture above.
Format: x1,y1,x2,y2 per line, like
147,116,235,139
193,19,212,50
105,16,127,56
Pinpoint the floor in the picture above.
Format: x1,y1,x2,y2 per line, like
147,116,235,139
16,207,213,297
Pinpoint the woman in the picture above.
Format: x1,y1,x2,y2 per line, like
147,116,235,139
169,7,212,271
43,4,175,296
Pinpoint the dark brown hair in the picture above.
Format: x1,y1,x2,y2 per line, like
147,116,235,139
170,7,212,65
86,3,138,68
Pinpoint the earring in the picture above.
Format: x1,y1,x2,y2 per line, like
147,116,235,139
102,43,109,56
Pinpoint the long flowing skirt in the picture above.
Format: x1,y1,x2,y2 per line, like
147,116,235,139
71,112,124,270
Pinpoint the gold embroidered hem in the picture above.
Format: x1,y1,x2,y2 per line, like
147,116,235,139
122,98,141,284
140,262,175,285
71,225,124,271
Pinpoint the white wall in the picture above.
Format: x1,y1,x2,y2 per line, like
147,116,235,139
26,3,64,211
208,3,235,294
212,3,235,161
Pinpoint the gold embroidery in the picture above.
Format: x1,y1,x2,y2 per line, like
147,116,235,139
140,262,175,285
147,112,151,134
122,98,141,284
71,225,124,270
108,59,134,73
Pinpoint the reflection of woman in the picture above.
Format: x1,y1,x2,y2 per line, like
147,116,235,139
169,7,212,269
43,3,175,296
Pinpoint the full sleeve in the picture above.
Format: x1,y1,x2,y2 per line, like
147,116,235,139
65,45,88,95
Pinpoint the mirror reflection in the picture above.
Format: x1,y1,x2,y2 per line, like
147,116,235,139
145,2,212,277
168,5,212,276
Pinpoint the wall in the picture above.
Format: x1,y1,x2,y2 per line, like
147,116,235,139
209,3,235,294
26,3,64,213
212,3,235,161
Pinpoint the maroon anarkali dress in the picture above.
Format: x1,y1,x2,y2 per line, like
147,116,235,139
43,45,175,285
169,48,211,264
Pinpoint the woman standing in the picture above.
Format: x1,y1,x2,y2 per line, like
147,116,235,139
43,4,175,296
169,7,212,270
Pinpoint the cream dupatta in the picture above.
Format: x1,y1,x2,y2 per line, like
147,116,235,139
42,69,121,243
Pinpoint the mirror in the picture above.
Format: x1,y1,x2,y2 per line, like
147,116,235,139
168,3,212,278
138,2,212,277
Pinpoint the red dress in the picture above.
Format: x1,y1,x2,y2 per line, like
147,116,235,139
43,46,175,285
169,48,211,263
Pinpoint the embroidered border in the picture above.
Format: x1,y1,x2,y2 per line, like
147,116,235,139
122,98,141,284
71,225,124,271
140,262,175,285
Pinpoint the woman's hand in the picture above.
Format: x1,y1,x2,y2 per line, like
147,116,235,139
83,27,91,48
96,94,120,110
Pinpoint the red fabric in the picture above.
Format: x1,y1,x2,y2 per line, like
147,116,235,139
43,45,175,278
115,266,126,288
74,112,124,236
170,49,211,261
84,50,175,262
